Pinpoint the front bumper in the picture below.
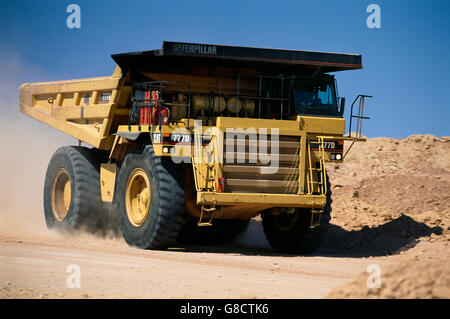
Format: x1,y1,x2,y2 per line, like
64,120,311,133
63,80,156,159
197,191,326,208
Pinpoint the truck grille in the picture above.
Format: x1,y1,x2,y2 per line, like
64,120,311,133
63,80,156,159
222,133,300,194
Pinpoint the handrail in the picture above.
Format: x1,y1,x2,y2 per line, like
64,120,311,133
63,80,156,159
192,129,203,192
191,128,221,192
306,137,327,196
348,94,372,138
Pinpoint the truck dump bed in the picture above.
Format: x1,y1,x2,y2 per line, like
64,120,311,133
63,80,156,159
19,70,128,149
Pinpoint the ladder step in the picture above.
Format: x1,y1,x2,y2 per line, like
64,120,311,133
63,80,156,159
197,222,213,227
310,210,323,228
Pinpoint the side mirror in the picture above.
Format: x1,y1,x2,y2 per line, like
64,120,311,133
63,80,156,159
339,97,346,116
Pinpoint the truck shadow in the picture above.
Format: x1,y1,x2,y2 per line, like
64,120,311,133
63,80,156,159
316,214,443,258
176,215,443,258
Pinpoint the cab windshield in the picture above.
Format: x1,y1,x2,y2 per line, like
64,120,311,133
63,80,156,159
293,77,338,116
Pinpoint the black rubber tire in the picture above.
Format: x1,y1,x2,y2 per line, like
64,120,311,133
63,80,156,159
115,144,185,249
177,217,250,245
43,146,106,233
261,173,332,254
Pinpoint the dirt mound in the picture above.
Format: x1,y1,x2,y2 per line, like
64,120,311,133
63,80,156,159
321,134,450,255
327,261,450,299
330,134,450,182
323,134,450,298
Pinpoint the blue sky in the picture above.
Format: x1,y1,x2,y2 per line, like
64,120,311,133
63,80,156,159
0,0,448,138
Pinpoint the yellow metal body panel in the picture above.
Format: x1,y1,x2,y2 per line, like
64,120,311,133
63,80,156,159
116,120,194,157
100,163,117,202
217,116,345,136
197,192,326,207
18,67,127,150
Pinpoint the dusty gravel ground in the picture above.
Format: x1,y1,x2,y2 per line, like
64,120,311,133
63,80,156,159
0,129,449,299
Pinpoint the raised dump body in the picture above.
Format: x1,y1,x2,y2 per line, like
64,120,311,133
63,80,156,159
19,68,129,149
18,41,371,254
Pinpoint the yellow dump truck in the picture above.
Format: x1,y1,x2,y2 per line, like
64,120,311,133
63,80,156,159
19,41,371,253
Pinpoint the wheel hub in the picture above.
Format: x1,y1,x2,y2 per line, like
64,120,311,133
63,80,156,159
125,168,151,227
273,209,299,231
51,168,71,222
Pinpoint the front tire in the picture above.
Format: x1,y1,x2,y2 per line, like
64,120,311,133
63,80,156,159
115,145,185,249
261,174,332,254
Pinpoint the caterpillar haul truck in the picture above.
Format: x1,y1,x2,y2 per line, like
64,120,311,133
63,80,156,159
18,41,371,254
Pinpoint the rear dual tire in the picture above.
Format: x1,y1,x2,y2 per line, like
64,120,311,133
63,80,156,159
44,146,114,233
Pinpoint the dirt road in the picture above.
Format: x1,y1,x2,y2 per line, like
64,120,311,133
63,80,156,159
0,229,391,299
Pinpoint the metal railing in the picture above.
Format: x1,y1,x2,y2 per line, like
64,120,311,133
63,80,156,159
348,94,372,139
129,81,191,131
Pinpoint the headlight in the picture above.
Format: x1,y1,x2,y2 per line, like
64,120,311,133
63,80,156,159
336,154,342,160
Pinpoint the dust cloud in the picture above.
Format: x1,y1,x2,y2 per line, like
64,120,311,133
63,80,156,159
0,112,124,245
0,50,108,243
0,114,72,240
